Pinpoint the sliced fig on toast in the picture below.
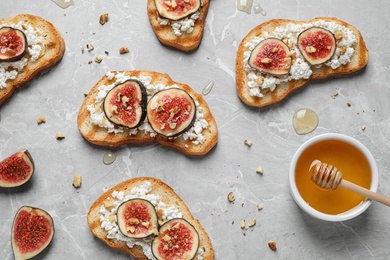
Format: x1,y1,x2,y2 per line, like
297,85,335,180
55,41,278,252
117,198,158,238
154,0,201,20
103,79,147,129
147,88,196,137
248,38,292,75
0,27,28,62
297,27,336,65
12,206,54,260
152,218,199,260
0,150,34,188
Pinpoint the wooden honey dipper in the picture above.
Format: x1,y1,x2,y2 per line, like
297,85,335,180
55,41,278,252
309,160,390,207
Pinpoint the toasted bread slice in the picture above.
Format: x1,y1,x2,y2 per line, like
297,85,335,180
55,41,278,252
77,70,218,155
147,0,210,51
87,177,214,260
0,14,65,106
236,17,369,107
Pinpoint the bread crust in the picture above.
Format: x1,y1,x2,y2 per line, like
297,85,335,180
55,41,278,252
87,177,214,260
0,14,65,106
147,0,210,51
236,17,369,107
77,70,218,156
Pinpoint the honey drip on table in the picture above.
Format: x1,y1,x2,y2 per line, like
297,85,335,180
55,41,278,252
51,0,74,9
103,151,116,165
292,108,319,135
236,0,253,14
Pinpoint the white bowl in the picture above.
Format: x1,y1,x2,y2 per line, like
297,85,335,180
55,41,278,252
289,133,378,222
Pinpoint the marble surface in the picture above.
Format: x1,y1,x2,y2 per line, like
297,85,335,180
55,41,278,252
1,0,390,259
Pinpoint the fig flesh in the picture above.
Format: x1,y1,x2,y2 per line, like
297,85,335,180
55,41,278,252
0,150,34,188
117,198,158,238
103,79,147,129
12,206,54,260
147,88,196,137
297,27,336,65
154,0,201,21
151,218,199,260
248,38,292,75
0,26,28,62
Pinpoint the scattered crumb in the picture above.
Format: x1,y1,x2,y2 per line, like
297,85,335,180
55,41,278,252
256,165,264,175
36,116,46,124
248,219,256,227
88,60,93,64
56,132,65,140
347,102,351,107
86,43,94,52
99,13,109,25
244,139,253,147
360,125,366,131
105,51,109,56
72,175,82,188
81,47,85,54
227,192,236,203
84,92,88,97
268,240,277,251
119,47,129,54
240,220,246,229
257,203,263,211
331,89,339,99
95,56,103,63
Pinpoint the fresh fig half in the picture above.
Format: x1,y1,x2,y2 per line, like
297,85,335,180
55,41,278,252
12,206,54,260
297,27,336,65
0,26,28,62
0,150,34,188
117,198,158,238
248,38,292,75
147,88,196,137
154,0,201,21
103,79,147,129
151,218,199,260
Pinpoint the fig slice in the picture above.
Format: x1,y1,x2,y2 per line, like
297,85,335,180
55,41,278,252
0,150,34,188
297,27,336,65
117,198,158,238
154,0,201,21
248,38,292,75
147,88,196,137
12,206,54,260
0,26,28,62
151,218,199,260
103,79,147,129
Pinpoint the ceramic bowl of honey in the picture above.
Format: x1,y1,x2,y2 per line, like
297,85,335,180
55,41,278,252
289,133,378,221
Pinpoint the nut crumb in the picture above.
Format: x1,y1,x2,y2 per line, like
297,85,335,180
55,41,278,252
56,132,65,140
119,47,129,54
347,102,351,107
244,139,253,147
268,240,277,251
95,56,103,63
36,116,46,124
72,175,82,188
331,89,339,99
88,60,93,64
256,165,264,175
360,125,366,131
227,192,235,203
86,43,94,52
81,47,85,54
239,220,246,229
257,203,263,211
248,219,256,227
99,13,109,25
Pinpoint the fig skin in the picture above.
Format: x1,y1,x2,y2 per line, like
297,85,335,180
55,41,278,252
116,198,158,239
147,88,197,138
0,26,28,62
154,0,201,21
297,27,336,65
248,37,292,76
0,149,34,188
11,206,54,260
151,218,200,260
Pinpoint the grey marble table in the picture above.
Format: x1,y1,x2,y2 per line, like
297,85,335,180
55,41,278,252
1,0,390,259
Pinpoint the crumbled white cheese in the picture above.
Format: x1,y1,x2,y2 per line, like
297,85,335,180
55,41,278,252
243,20,357,97
87,72,209,144
99,181,203,260
0,22,43,89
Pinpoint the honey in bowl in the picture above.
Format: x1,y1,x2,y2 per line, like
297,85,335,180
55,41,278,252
295,139,372,215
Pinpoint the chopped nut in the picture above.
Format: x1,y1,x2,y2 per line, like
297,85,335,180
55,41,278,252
339,46,347,55
227,192,235,203
86,43,94,52
255,76,264,86
108,215,116,222
256,165,264,175
239,220,246,229
119,47,129,54
360,125,366,131
99,13,109,25
36,116,46,124
260,57,273,64
128,218,140,225
257,203,263,211
271,47,279,53
248,219,256,227
122,95,130,107
163,235,171,241
169,122,177,129
72,175,82,188
268,240,277,251
305,46,316,53
112,105,119,114
335,30,343,41
127,226,135,233
331,89,339,99
141,221,150,228
244,139,253,147
95,56,103,63
56,132,65,140
103,200,115,210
